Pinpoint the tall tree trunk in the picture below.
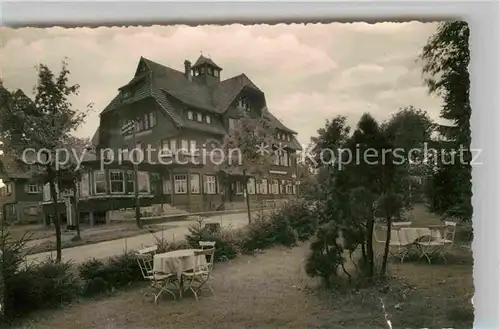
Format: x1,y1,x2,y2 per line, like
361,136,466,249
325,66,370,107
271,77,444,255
242,171,252,224
366,215,375,278
73,183,81,240
381,216,392,277
47,166,62,262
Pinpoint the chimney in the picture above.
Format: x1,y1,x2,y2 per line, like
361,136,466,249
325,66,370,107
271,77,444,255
184,60,192,81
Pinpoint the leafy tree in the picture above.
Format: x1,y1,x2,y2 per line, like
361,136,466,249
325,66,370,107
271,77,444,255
223,116,272,223
421,21,472,221
382,106,436,206
0,61,91,261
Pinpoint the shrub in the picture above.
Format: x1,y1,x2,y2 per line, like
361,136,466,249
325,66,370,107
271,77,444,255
78,252,143,297
238,211,299,254
305,222,347,288
105,252,144,288
185,222,238,262
271,200,318,241
3,258,80,318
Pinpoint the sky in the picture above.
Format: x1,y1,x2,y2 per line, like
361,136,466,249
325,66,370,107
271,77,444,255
0,22,443,149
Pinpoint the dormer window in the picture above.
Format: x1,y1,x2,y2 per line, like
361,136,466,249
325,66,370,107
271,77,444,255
214,70,219,78
208,67,213,75
122,89,132,99
188,111,194,120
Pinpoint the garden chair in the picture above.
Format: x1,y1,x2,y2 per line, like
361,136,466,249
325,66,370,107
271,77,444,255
181,248,215,301
416,230,447,264
443,221,457,244
136,253,177,303
137,245,158,255
373,226,412,263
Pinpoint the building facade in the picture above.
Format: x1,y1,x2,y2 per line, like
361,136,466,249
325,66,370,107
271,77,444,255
92,55,302,213
0,158,45,224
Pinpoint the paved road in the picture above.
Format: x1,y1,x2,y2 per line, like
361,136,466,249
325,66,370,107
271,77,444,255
25,212,254,265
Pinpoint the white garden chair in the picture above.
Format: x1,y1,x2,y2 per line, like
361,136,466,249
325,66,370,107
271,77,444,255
137,245,158,255
136,253,177,303
443,221,457,244
181,247,215,301
373,226,413,263
416,229,447,264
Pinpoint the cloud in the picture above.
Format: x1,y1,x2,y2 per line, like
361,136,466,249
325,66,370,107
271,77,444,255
0,22,441,145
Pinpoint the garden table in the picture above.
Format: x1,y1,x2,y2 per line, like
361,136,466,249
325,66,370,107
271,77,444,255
153,249,207,298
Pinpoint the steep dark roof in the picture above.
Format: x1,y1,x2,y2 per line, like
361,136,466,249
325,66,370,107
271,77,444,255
0,156,32,180
99,56,297,139
192,55,222,70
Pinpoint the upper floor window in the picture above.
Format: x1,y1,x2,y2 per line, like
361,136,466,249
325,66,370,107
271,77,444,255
121,112,156,135
196,113,203,122
214,70,220,78
187,111,194,120
206,115,212,124
122,89,132,99
238,97,251,111
27,183,41,194
207,67,213,75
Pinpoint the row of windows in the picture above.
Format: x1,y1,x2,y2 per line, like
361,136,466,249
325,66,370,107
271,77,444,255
187,110,212,124
273,151,294,167
164,174,218,195
234,179,296,195
192,66,220,78
277,131,292,142
93,170,150,195
162,175,296,196
0,183,41,196
121,112,157,135
161,138,200,153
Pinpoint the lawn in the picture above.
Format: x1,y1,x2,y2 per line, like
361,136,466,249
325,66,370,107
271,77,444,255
13,244,473,329
8,204,473,329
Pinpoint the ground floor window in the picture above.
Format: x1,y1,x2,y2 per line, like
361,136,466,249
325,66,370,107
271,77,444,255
247,178,256,195
204,175,217,194
150,172,160,194
174,174,187,194
24,206,40,216
235,181,244,195
80,172,90,197
163,178,172,194
138,171,150,194
190,174,200,194
6,204,16,216
94,170,106,194
259,179,268,194
280,181,286,194
109,171,125,194
126,171,135,193
270,180,279,194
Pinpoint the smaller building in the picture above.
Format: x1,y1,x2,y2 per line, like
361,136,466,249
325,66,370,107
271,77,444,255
0,157,44,224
